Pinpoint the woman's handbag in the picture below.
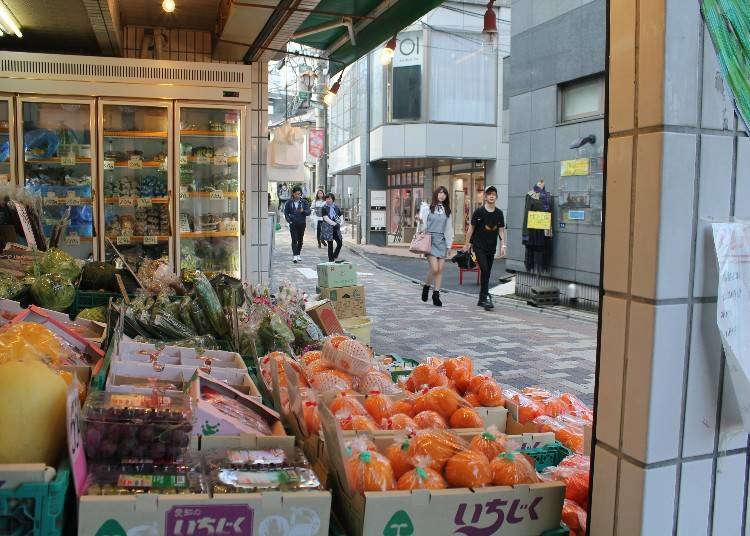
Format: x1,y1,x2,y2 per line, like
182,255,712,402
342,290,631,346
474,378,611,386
409,230,432,255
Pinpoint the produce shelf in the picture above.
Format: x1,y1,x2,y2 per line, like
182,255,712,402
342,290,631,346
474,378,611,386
181,191,238,199
104,130,168,138
24,157,92,165
105,235,171,243
107,160,164,168
104,197,169,205
183,156,238,164
180,129,238,137
181,230,239,238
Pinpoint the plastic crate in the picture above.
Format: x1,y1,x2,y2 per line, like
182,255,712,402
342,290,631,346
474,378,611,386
522,441,572,472
542,524,570,535
0,459,71,536
71,288,130,317
384,354,420,383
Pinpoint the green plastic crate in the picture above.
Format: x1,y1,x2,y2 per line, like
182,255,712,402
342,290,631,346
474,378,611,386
542,523,570,535
522,441,572,472
0,458,71,536
384,353,420,382
71,288,130,317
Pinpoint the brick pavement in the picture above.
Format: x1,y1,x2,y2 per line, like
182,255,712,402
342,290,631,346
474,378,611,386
270,226,598,405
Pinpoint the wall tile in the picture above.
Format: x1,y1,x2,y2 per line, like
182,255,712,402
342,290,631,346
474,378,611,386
694,135,733,298
425,124,460,157
509,92,532,134
637,0,666,127
461,126,497,158
609,0,636,133
590,446,618,536
662,0,701,127
530,127,556,163
554,123,583,162
701,26,734,131
509,164,531,198
550,232,578,270
736,137,750,219
676,458,713,535
617,461,676,535
682,303,721,457
576,233,601,273
712,453,747,536
718,371,747,451
596,295,627,448
623,302,688,463
510,0,532,37
530,85,557,131
510,131,531,166
403,124,427,156
602,136,633,294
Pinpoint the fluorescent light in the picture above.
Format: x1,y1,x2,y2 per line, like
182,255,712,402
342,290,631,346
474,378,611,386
0,1,21,38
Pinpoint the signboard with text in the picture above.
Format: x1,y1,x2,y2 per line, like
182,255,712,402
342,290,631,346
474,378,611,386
308,128,324,159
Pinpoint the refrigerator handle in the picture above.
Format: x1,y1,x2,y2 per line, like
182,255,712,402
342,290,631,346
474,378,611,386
240,190,246,236
167,190,173,236
92,188,97,237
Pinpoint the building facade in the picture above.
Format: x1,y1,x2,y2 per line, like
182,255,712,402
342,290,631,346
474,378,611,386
505,0,606,307
326,0,511,247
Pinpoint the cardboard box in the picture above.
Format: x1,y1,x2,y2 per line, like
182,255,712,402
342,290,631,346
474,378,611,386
78,435,331,536
318,405,564,536
117,340,246,371
317,261,357,288
318,285,365,319
305,299,344,335
584,423,592,456
505,400,588,453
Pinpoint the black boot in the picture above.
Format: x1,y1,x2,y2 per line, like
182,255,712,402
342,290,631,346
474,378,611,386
421,285,430,302
432,290,443,307
483,294,494,311
478,294,487,307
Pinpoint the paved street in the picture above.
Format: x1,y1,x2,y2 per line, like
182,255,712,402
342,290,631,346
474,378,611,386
271,227,598,405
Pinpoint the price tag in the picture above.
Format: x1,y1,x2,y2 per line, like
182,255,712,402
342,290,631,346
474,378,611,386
143,235,158,245
159,160,168,171
65,191,81,206
60,153,76,165
179,155,188,166
64,233,81,246
196,155,210,165
66,381,88,496
137,197,152,208
45,191,57,205
224,221,239,233
103,159,115,170
209,190,225,200
179,187,188,201
116,235,131,246
128,156,143,169
213,154,228,166
119,196,134,207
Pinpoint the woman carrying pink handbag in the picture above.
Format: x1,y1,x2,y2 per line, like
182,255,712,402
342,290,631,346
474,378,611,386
413,186,454,306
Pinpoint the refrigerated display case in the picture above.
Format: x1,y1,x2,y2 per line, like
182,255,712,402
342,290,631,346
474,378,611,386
0,96,14,184
176,104,243,278
17,97,97,258
98,101,173,271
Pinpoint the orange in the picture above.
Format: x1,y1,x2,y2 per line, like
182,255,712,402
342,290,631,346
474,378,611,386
453,367,472,393
410,364,438,389
391,399,415,417
413,410,447,429
469,431,507,460
345,450,396,492
303,401,320,434
397,466,448,490
463,392,480,407
429,387,461,419
490,452,540,486
385,440,413,479
477,381,504,407
444,450,492,488
384,413,418,432
340,414,378,431
329,393,367,417
449,408,484,429
363,392,393,423
300,351,322,366
408,430,466,471
444,356,473,379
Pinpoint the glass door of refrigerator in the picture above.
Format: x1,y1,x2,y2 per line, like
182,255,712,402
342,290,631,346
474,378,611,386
100,102,172,272
176,105,242,278
19,98,96,259
0,97,14,184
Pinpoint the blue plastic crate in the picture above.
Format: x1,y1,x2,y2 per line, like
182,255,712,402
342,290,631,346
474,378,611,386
0,458,71,536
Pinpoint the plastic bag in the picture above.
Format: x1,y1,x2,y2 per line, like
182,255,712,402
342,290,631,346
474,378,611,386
382,413,418,432
303,400,321,435
363,391,393,423
0,272,24,299
469,427,507,460
413,410,447,429
259,352,307,389
397,456,447,490
321,336,373,377
490,451,541,486
300,350,322,366
522,387,569,417
76,306,107,323
542,456,590,508
503,386,542,424
408,429,468,471
413,386,468,420
0,322,72,365
385,434,413,479
562,499,587,535
533,415,586,453
444,449,492,488
449,407,484,428
328,393,368,417
443,356,474,379
561,392,594,422
345,447,396,492
391,398,416,417
310,369,354,392
30,273,75,312
404,363,446,391
354,369,401,394
338,413,379,432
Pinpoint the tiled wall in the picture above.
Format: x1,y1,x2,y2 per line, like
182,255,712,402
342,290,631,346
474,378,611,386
592,1,749,533
246,61,270,285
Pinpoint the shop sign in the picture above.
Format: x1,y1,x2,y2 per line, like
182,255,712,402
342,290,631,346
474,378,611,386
370,190,387,210
393,31,422,68
560,158,590,176
527,211,552,230
567,210,585,221
308,128,324,159
713,221,750,430
370,210,386,231
165,504,253,535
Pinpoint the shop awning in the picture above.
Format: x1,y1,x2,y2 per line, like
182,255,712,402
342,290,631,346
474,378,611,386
293,0,445,75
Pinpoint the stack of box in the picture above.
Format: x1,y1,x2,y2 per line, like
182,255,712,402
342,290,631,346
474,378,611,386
316,261,366,320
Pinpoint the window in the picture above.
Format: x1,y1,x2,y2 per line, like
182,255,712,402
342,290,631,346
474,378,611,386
387,31,423,122
560,77,604,122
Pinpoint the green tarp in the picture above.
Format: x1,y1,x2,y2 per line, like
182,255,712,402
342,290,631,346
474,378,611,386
702,0,750,131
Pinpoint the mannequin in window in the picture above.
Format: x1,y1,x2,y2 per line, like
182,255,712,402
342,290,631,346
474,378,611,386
522,179,553,272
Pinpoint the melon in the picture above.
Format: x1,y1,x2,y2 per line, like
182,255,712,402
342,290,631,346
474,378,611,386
0,360,67,465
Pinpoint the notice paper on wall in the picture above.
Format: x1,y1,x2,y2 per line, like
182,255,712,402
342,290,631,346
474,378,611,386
713,221,750,430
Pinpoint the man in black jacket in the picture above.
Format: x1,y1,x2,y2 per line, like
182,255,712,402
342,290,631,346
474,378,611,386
283,185,311,263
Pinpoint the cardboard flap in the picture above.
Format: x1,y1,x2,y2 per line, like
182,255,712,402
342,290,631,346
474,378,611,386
319,402,354,496
134,493,159,514
410,489,431,507
269,355,283,412
261,491,283,512
284,360,307,436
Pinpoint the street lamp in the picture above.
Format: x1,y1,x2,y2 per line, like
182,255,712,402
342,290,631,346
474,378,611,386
379,36,397,66
323,71,343,106
299,69,317,93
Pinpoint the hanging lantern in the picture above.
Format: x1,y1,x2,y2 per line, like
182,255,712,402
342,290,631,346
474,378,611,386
483,1,497,34
379,36,398,66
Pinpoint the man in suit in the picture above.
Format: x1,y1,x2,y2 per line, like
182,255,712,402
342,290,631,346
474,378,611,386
283,185,311,263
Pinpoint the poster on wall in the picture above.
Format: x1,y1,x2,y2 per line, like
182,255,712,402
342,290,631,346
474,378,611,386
370,190,387,210
560,158,590,177
370,210,386,231
308,128,324,159
712,221,750,431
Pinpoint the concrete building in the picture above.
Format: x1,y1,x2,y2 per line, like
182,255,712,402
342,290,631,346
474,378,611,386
505,0,606,308
325,0,511,247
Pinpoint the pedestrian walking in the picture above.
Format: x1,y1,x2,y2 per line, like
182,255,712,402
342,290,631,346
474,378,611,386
417,186,454,307
311,189,327,248
462,185,506,310
321,193,343,262
283,185,310,263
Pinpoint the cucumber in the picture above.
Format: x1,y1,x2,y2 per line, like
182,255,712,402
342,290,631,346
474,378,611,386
193,272,229,336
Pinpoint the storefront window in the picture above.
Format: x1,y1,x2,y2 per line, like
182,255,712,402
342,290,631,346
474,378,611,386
387,31,423,122
402,189,414,227
389,189,401,237
371,52,385,128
